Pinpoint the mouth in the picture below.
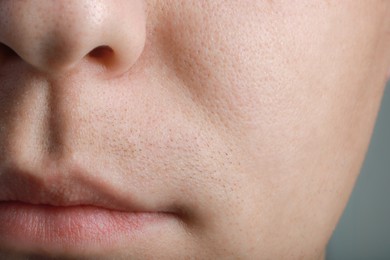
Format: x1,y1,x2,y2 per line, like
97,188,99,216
0,201,177,256
0,163,182,257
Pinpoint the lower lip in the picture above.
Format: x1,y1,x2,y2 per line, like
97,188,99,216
0,202,175,255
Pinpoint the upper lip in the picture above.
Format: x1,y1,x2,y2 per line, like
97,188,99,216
0,161,153,212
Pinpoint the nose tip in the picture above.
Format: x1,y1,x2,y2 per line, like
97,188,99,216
0,0,146,76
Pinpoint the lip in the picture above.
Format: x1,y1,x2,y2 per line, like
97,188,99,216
0,165,149,212
0,201,176,255
0,161,181,256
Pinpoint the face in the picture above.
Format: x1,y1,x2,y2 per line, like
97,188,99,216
0,0,389,259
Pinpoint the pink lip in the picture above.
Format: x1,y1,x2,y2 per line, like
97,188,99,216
0,202,175,255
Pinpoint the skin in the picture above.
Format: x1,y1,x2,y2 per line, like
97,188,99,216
0,0,390,259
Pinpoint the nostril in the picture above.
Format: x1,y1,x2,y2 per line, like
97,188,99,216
0,43,19,60
87,45,115,69
88,45,113,59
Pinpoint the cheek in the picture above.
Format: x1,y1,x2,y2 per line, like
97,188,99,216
147,0,389,256
159,0,387,168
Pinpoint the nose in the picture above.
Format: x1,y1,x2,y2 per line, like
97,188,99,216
0,0,146,76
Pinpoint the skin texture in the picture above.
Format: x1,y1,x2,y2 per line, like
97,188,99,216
0,0,390,259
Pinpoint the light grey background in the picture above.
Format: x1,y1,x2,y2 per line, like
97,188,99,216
327,80,390,260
